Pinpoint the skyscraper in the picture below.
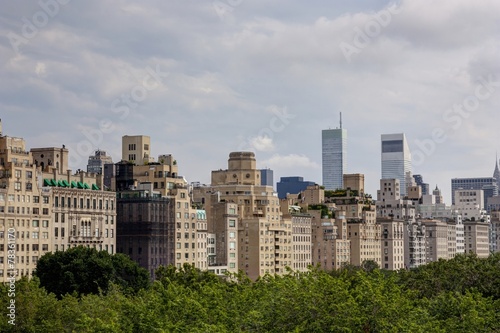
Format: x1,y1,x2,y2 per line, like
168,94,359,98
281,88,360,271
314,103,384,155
322,115,346,190
381,133,411,196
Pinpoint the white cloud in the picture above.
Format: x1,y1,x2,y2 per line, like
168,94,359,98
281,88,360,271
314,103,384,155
0,0,499,203
260,154,320,170
250,135,275,152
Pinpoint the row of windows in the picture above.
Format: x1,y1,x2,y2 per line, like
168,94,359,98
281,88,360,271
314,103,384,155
54,197,114,210
0,243,47,252
0,194,47,203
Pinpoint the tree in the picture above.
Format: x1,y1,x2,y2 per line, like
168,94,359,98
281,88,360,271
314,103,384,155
34,246,150,298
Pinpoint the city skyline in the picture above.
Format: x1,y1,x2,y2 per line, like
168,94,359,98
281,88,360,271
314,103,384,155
1,0,499,203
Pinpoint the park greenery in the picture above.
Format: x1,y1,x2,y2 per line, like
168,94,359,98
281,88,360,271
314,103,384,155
2,249,500,332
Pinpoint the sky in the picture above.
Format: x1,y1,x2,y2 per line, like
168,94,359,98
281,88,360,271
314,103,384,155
1,0,499,204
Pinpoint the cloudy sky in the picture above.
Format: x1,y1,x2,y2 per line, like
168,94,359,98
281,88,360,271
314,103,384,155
1,0,499,203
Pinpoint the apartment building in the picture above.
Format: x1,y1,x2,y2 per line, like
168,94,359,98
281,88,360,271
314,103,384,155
193,152,291,280
378,218,405,270
0,125,116,283
0,134,47,281
116,185,174,279
404,220,426,269
279,202,312,272
309,209,350,270
420,219,448,262
464,220,490,258
114,136,207,270
326,175,380,267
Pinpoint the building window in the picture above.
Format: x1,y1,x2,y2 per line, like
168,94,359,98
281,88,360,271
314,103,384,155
42,220,49,228
128,144,136,150
32,232,39,239
229,219,236,227
43,196,49,204
32,220,39,227
229,263,236,268
128,154,136,161
33,196,39,203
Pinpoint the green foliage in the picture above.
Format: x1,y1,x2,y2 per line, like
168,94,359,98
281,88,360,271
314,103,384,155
4,254,500,332
33,246,149,298
307,204,331,218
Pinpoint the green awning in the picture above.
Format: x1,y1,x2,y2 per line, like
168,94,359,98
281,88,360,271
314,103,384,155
83,183,90,189
71,181,77,188
77,182,84,189
50,179,58,186
58,180,66,187
62,180,70,187
43,179,51,186
92,184,100,190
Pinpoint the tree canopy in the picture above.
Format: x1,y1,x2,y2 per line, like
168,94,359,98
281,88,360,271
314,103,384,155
1,253,500,332
33,246,150,298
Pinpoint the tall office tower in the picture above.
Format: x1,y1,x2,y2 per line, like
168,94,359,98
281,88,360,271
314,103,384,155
322,114,347,190
381,133,411,196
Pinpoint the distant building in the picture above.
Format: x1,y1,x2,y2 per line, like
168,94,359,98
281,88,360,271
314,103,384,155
381,133,411,196
451,177,498,206
87,150,113,174
322,119,347,190
260,168,274,187
277,176,316,199
413,174,429,195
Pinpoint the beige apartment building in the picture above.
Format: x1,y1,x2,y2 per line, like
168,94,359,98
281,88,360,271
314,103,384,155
464,220,490,258
325,175,381,267
0,133,48,281
420,219,448,262
0,124,116,283
378,218,405,270
193,152,292,280
309,209,350,270
279,201,312,272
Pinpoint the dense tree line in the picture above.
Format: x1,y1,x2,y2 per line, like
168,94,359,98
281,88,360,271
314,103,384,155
2,251,500,332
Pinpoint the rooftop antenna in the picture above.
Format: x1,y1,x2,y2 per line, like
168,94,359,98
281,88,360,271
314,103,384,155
340,112,342,129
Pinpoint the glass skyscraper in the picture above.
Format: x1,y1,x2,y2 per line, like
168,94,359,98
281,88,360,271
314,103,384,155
381,133,412,196
322,128,347,190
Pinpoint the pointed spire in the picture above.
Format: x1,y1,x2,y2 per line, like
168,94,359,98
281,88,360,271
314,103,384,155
494,152,500,179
